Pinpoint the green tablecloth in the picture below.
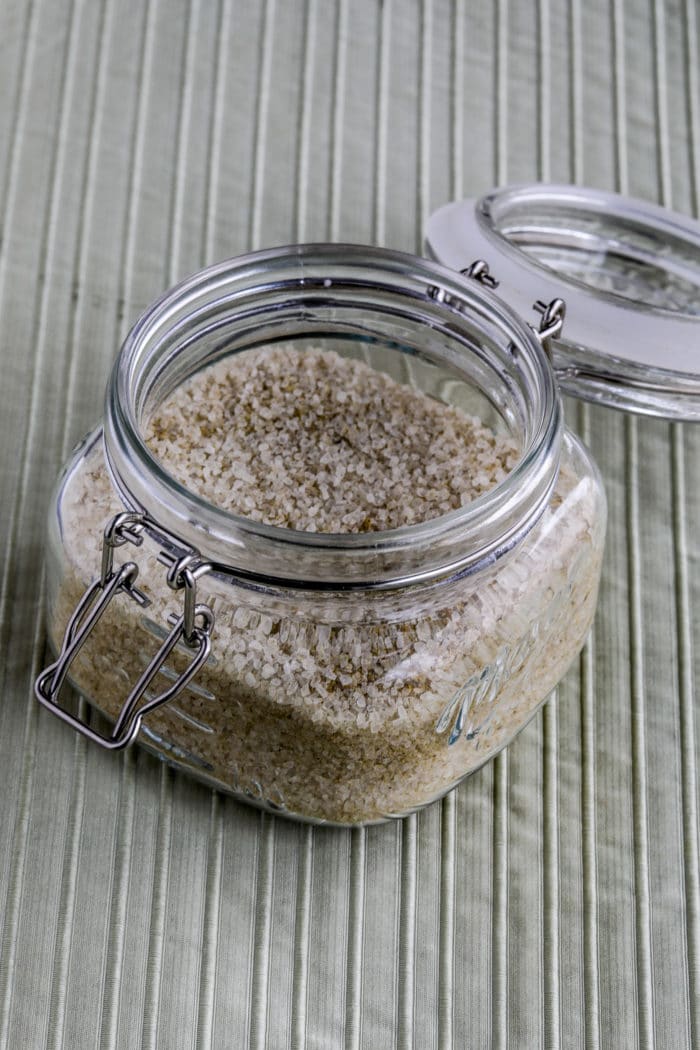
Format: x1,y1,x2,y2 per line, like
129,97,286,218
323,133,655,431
1,1,698,1046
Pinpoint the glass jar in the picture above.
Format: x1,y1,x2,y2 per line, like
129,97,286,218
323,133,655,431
36,243,607,825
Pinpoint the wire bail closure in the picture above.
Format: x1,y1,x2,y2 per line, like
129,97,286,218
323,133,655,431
35,512,215,751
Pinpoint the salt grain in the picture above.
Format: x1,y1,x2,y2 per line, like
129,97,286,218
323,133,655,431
145,347,519,533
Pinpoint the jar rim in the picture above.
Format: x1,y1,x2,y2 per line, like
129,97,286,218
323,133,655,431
104,243,562,589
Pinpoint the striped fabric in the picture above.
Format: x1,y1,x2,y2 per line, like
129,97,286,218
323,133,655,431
0,1,698,1047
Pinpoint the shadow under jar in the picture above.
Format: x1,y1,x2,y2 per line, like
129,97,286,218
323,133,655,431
38,244,606,825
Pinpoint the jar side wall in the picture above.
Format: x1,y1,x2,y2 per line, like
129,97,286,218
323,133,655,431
47,427,605,824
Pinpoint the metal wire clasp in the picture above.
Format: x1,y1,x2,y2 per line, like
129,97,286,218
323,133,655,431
461,259,500,289
531,298,566,358
35,512,215,751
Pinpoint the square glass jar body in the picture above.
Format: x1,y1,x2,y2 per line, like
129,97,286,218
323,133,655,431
40,246,607,825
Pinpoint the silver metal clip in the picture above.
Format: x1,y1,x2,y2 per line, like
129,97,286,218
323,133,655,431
429,258,500,306
531,298,566,358
462,259,499,289
35,512,215,751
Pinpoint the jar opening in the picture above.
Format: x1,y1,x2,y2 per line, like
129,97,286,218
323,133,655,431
104,245,561,588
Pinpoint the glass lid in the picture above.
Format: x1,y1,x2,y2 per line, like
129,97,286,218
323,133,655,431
426,184,700,421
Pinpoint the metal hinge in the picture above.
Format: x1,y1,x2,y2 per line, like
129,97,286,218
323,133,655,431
461,259,500,289
463,258,566,358
531,297,566,357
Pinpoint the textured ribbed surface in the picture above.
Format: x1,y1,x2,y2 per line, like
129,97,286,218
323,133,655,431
0,2,698,1046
